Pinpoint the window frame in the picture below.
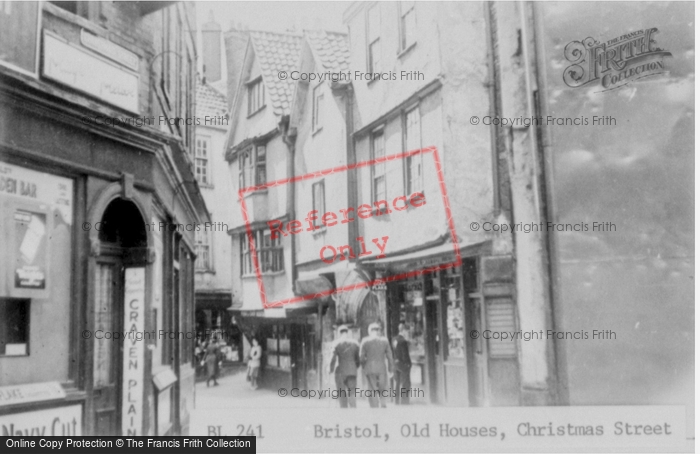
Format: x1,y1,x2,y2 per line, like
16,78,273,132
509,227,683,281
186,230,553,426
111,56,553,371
0,298,30,357
398,1,417,53
194,135,212,186
247,76,265,116
195,228,213,271
312,83,324,133
366,3,381,73
238,144,267,189
403,104,423,195
370,128,386,204
240,228,284,276
312,179,325,229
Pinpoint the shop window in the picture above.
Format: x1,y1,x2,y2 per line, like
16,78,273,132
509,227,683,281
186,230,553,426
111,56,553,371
398,282,425,360
312,180,325,229
247,77,265,115
367,4,381,73
399,1,417,52
195,136,211,186
370,130,386,204
240,228,284,275
404,105,423,194
266,324,291,370
238,145,266,189
0,298,29,356
444,267,465,359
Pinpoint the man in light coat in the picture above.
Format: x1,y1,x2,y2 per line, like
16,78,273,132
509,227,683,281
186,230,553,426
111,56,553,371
360,322,393,408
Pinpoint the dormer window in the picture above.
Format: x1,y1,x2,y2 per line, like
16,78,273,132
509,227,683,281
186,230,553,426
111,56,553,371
247,77,265,116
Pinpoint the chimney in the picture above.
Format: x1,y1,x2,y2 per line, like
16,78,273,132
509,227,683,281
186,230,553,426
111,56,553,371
202,10,222,83
224,27,250,108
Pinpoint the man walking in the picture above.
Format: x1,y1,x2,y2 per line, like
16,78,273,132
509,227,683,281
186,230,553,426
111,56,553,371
360,322,393,408
393,323,412,405
329,325,360,408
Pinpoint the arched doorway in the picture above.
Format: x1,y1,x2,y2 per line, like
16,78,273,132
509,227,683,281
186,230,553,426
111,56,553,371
91,198,148,436
358,293,380,339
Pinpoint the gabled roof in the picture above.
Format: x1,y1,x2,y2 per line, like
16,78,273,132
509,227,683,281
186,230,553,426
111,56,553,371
303,30,350,73
196,81,228,119
248,30,303,116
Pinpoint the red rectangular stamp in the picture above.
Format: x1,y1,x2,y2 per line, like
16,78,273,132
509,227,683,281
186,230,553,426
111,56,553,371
238,146,461,309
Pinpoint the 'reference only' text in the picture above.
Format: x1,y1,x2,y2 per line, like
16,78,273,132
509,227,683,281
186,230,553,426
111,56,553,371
266,192,427,264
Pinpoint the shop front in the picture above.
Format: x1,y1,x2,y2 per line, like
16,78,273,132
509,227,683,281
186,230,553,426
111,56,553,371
361,241,519,407
1,81,205,437
232,305,320,391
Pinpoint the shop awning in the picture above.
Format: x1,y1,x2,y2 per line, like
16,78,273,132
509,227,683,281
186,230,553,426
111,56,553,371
294,275,334,300
358,239,490,272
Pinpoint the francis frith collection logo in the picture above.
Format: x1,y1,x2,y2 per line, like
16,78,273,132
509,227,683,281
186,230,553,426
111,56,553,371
563,27,673,92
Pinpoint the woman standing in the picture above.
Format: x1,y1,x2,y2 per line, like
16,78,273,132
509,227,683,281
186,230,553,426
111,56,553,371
204,341,221,387
247,338,262,390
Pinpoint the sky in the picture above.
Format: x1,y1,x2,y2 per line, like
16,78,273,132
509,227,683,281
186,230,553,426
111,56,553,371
194,1,351,35
192,1,352,80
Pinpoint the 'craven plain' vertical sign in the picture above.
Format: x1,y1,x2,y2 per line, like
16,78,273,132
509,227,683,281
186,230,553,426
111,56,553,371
122,268,145,435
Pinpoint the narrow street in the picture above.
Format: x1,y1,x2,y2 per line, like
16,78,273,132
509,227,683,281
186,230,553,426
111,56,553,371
192,367,334,411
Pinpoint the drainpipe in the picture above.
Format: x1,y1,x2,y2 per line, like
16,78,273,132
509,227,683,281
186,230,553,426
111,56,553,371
495,1,556,405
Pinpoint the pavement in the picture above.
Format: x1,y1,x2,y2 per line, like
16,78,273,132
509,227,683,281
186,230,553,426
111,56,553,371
192,365,335,410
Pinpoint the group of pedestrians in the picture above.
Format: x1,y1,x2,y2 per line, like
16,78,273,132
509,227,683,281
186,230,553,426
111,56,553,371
329,322,412,409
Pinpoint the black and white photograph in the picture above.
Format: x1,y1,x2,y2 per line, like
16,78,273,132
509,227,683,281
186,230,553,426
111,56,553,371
0,0,694,452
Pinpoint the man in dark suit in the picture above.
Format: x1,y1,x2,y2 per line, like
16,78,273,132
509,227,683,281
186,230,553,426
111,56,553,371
393,323,412,405
360,322,393,408
329,325,360,408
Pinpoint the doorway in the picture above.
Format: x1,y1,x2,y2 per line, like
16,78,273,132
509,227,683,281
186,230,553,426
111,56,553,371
358,293,380,339
90,198,148,435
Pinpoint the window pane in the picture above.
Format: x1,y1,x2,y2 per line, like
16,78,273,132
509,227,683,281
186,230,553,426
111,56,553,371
374,175,386,202
405,107,422,192
369,40,381,73
373,133,385,158
406,107,420,151
0,299,29,356
312,181,325,227
403,7,416,48
314,88,324,130
368,4,380,41
256,146,266,184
